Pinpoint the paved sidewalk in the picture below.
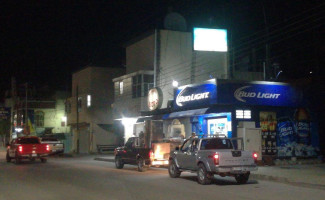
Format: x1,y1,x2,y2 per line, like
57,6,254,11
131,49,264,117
94,154,325,190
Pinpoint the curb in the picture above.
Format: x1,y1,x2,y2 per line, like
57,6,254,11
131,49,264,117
250,174,325,190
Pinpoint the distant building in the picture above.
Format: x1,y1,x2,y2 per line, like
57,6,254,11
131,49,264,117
4,87,71,151
66,66,125,153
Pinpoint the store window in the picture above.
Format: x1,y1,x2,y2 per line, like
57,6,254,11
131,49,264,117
114,81,124,96
35,111,44,127
132,74,154,98
236,110,251,119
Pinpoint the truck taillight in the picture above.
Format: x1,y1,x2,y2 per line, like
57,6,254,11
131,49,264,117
149,150,154,159
214,153,219,165
18,145,23,153
253,152,258,163
46,144,50,151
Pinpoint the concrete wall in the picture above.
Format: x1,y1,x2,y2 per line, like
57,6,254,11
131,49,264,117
68,66,125,125
126,34,155,74
233,71,264,81
113,71,153,119
157,30,228,108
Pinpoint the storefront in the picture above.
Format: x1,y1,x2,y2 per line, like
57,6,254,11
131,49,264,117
159,79,319,161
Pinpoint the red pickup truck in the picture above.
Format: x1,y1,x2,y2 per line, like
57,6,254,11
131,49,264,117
6,136,50,164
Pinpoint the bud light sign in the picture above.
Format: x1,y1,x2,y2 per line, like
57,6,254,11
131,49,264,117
174,79,217,109
277,120,295,147
217,81,301,107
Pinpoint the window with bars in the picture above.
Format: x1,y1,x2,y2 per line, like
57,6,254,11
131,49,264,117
35,111,44,127
132,74,154,98
236,110,251,119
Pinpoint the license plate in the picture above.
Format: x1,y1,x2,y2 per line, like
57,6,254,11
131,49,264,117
233,167,244,171
32,154,37,157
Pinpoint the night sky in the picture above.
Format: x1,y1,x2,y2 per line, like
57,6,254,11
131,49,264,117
1,0,324,95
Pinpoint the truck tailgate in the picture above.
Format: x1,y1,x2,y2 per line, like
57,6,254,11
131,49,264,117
20,144,48,154
219,150,255,166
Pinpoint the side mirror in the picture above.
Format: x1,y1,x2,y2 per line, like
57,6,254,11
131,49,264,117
175,147,179,151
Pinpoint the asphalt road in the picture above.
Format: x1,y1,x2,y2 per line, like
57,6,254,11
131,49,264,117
1,153,325,200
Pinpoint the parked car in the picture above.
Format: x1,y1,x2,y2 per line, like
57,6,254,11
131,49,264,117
40,137,64,155
168,136,258,184
114,137,154,172
6,136,50,164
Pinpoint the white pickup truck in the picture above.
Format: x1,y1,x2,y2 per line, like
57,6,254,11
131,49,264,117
169,136,258,184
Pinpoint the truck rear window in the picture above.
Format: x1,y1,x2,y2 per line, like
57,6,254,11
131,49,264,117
200,138,233,150
17,138,40,144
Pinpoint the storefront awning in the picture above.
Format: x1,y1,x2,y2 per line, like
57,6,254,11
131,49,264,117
163,108,209,119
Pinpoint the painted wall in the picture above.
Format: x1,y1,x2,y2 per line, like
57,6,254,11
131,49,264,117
157,30,228,109
126,33,155,74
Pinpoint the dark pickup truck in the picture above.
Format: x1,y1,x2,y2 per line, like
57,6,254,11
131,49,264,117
114,137,153,172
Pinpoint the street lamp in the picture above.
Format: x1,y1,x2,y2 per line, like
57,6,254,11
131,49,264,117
172,80,178,87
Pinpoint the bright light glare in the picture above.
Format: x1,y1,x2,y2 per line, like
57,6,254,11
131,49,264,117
193,28,228,52
61,116,67,122
172,80,179,87
15,128,23,132
121,118,137,126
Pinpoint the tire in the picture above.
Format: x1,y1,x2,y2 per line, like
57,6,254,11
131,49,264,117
137,158,146,172
197,163,213,185
15,154,21,165
40,158,47,163
235,173,250,184
6,152,11,163
168,160,181,178
115,156,124,169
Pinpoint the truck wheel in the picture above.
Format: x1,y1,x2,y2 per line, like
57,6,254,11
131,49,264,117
235,173,250,184
168,160,181,178
115,156,124,169
137,158,146,172
6,152,11,163
40,158,47,163
15,154,21,165
197,163,212,185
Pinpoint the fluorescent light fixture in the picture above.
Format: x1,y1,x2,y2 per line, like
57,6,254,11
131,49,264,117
87,95,91,107
193,28,228,52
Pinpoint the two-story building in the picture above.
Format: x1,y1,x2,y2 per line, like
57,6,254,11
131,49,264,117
112,15,264,143
67,66,125,153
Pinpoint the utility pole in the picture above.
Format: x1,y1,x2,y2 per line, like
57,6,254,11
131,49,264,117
25,83,29,135
262,0,270,80
10,77,16,140
76,85,79,154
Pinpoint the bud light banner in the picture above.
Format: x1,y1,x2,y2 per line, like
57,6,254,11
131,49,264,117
217,80,302,107
174,79,217,110
275,108,319,158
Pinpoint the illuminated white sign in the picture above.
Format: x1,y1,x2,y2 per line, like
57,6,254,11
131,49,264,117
176,87,210,107
234,86,281,102
193,28,228,52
